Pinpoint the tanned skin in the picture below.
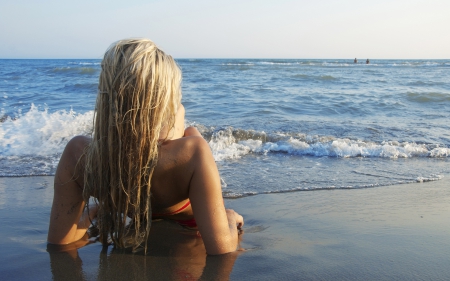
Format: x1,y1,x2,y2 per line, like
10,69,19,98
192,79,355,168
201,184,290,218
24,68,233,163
48,104,243,255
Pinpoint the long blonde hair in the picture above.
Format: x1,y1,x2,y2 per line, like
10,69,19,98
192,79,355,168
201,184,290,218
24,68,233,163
83,39,182,252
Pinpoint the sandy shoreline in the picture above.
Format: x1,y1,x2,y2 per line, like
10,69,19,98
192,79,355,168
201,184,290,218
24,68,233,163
0,176,449,280
228,176,450,280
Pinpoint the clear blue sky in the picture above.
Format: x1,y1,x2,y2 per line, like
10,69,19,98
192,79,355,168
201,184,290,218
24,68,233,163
1,0,449,59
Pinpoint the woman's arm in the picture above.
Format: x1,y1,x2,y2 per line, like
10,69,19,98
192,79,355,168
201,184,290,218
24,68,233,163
185,129,243,255
47,136,95,245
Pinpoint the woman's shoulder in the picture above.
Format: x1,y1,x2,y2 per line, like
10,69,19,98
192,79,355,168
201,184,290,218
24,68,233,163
64,136,91,158
156,130,215,182
160,134,211,163
63,136,91,167
67,135,91,147
161,127,209,154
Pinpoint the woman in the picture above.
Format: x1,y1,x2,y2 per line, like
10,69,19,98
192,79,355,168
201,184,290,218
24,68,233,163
47,39,243,255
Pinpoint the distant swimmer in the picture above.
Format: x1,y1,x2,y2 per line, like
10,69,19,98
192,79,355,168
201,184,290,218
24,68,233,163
354,58,357,63
366,59,370,64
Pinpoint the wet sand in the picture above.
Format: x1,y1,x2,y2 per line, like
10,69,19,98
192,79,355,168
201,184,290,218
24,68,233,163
0,176,449,280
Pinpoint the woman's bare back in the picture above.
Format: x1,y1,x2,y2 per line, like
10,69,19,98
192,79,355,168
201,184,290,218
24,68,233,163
48,126,243,254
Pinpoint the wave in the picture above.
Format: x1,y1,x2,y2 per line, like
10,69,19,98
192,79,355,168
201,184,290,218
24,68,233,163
406,92,450,103
1,108,448,177
292,74,338,81
0,104,93,157
321,62,351,67
2,110,449,160
319,75,337,80
221,175,444,199
60,83,98,91
257,61,352,67
201,126,450,161
259,61,298,65
221,63,255,66
407,81,446,87
50,67,99,75
0,105,94,176
68,61,101,66
212,60,450,68
392,61,443,67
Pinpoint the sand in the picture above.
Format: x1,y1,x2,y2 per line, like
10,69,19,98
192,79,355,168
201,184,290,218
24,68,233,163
0,176,449,280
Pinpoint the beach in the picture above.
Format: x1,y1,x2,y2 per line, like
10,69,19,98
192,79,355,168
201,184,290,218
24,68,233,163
1,175,449,280
1,58,449,280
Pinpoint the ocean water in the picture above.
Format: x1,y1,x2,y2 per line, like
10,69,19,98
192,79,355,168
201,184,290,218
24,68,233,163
1,59,449,197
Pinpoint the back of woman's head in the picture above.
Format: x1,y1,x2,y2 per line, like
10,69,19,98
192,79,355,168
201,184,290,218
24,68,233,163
98,38,181,139
84,38,182,252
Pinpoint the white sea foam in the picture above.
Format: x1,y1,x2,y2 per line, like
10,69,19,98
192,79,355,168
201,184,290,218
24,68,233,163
416,174,443,183
0,109,448,177
0,104,93,157
321,62,350,67
206,128,450,161
222,63,255,66
68,61,101,65
208,128,251,161
259,61,298,65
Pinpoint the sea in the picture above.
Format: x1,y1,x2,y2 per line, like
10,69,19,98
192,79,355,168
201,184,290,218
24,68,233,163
1,59,449,198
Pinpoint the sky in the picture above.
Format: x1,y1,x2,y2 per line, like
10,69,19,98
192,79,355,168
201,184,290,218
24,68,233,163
0,0,449,59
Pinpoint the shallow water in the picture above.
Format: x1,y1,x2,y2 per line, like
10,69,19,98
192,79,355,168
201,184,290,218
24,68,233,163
1,176,450,280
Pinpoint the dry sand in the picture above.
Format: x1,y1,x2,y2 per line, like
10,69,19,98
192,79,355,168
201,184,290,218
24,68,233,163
0,176,449,280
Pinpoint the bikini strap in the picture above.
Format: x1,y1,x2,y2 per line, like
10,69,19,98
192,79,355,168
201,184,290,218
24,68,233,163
152,200,191,216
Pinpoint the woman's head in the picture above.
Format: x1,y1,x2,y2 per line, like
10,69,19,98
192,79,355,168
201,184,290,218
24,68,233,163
84,39,182,252
97,38,181,139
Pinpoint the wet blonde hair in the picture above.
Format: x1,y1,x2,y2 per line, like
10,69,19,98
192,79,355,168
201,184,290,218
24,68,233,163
83,38,182,252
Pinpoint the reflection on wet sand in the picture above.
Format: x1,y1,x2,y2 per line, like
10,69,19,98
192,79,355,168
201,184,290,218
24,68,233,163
48,220,241,280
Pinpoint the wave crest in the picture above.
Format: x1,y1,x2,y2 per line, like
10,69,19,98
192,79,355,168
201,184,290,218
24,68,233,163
204,126,449,161
0,104,93,157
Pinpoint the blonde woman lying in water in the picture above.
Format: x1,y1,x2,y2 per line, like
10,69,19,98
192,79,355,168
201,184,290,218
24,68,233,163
47,38,243,255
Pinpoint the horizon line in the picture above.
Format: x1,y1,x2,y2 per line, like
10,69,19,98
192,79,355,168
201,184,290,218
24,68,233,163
0,57,449,60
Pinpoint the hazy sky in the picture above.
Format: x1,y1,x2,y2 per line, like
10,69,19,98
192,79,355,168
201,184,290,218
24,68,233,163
1,0,449,59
